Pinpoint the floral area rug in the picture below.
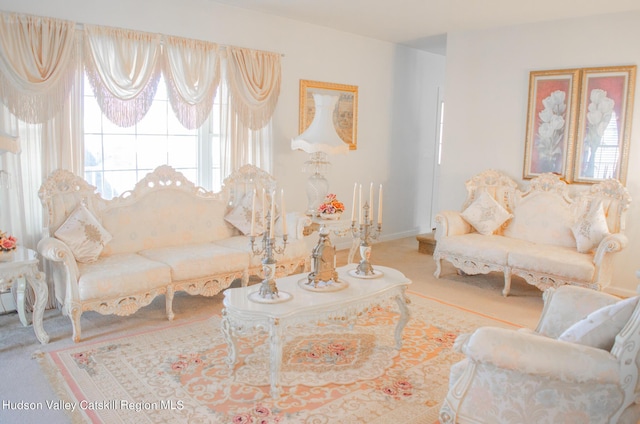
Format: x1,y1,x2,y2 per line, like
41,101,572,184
37,292,519,423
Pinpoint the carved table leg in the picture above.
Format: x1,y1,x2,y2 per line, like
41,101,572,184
26,267,50,344
394,291,411,349
15,275,29,327
221,310,237,369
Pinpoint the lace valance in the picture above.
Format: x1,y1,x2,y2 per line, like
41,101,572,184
0,13,78,124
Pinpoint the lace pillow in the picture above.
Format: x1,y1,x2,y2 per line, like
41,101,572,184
558,295,639,351
572,200,610,253
461,191,513,235
54,204,112,263
225,191,275,236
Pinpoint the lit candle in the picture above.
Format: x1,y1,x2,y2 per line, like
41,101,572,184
358,184,362,224
369,182,374,223
250,189,256,236
378,184,383,225
269,190,276,238
281,188,287,236
351,183,357,222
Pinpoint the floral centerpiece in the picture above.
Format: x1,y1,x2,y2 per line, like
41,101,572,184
0,230,17,260
317,193,345,219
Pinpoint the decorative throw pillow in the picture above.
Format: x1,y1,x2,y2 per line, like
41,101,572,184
461,191,513,235
54,204,112,263
224,191,276,236
572,200,610,253
558,295,639,351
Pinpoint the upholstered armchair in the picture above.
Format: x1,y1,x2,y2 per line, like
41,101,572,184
439,285,640,423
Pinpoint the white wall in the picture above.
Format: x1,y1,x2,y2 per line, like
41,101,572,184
442,11,640,295
0,0,445,246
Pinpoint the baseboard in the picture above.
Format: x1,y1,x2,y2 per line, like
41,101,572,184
604,286,638,299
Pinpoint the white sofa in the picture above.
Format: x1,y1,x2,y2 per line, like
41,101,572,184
37,165,311,342
434,170,631,296
440,284,640,423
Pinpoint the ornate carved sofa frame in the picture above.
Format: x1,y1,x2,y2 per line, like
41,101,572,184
38,165,311,342
434,170,631,296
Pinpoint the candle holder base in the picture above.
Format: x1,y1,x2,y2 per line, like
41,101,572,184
248,289,292,303
348,268,384,279
298,277,348,292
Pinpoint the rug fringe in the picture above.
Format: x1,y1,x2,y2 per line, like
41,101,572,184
33,350,88,424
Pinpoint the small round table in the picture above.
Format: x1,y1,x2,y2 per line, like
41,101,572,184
0,246,50,344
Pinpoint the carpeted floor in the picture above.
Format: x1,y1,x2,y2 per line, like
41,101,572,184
0,237,545,423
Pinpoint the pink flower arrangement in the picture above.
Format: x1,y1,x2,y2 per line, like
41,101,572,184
317,193,345,215
0,230,17,252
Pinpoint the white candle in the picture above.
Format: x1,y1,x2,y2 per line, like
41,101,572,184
250,189,256,236
281,188,287,236
358,184,362,225
269,191,276,238
351,183,357,222
378,184,383,225
369,182,374,223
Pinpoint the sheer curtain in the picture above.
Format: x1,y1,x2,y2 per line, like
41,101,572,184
0,13,83,309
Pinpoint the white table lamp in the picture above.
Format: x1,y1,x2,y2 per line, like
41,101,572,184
291,93,348,216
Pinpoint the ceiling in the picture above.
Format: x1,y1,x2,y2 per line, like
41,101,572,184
211,0,640,55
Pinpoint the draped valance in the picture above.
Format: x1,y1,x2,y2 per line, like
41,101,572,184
84,25,162,128
0,13,78,124
227,47,281,131
0,12,281,130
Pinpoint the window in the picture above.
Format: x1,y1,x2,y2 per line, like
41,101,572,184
83,74,223,199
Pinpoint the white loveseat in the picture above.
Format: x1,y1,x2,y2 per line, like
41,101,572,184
440,284,640,423
434,170,631,296
37,165,311,342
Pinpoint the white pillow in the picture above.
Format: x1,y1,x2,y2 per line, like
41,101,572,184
461,191,513,235
54,204,112,263
224,192,278,236
572,200,610,253
558,295,639,351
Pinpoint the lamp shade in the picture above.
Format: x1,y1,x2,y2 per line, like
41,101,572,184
0,133,19,155
291,93,349,155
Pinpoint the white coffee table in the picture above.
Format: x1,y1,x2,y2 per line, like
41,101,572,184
221,264,412,398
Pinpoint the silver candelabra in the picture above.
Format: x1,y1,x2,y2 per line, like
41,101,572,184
351,202,382,277
249,209,289,302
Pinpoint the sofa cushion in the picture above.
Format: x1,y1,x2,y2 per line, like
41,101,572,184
503,192,576,248
558,295,639,350
215,235,310,268
139,243,250,281
436,234,525,266
572,200,610,253
77,253,171,301
461,191,512,235
507,243,594,281
55,204,112,263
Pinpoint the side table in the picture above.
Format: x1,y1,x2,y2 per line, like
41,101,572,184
0,246,50,344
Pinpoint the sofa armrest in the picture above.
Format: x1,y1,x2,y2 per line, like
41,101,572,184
37,236,81,306
434,210,472,240
593,233,628,265
461,326,619,385
275,211,312,240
